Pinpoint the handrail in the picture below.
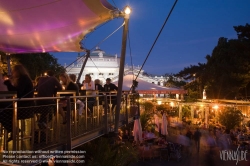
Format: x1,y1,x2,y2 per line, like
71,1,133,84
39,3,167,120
0,91,17,97
0,91,135,158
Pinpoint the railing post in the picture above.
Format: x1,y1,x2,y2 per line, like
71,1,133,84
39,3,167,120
73,93,77,135
66,96,72,150
85,96,88,130
56,95,60,142
125,94,128,125
12,101,17,150
96,90,100,126
104,94,108,134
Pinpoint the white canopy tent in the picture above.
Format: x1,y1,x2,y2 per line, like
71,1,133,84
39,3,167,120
113,74,187,94
0,0,120,53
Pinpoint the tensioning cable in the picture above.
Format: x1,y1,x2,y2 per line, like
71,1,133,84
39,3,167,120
66,21,124,76
130,0,178,92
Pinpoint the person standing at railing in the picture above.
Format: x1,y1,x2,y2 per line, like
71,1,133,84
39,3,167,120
81,74,95,115
69,73,82,89
36,70,62,129
104,78,118,112
3,64,34,141
59,73,79,124
81,74,94,90
94,79,104,105
94,79,104,91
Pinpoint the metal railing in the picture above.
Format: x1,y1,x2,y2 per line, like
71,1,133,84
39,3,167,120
0,90,137,162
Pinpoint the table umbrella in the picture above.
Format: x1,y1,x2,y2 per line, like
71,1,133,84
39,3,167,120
161,113,168,135
133,118,142,142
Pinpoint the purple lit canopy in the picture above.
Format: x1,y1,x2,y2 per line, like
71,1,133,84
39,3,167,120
0,0,120,53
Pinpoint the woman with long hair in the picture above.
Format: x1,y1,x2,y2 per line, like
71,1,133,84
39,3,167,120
3,64,34,141
4,64,34,101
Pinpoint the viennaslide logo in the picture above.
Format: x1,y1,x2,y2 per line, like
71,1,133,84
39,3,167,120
219,145,248,165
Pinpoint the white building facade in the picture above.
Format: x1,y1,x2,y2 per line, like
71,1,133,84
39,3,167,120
65,47,169,85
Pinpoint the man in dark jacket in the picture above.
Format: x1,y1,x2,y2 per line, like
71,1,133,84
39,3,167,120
36,70,62,129
104,78,118,112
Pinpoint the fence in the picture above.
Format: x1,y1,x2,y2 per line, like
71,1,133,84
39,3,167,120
0,90,137,164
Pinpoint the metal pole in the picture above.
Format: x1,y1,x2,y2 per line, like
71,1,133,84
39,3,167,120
125,94,128,125
76,50,90,84
12,101,17,150
114,13,130,134
66,97,72,150
104,94,108,134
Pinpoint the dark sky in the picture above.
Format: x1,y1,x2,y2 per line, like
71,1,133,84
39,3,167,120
52,0,250,75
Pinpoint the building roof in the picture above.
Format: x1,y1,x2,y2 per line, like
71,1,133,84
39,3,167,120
113,74,187,94
89,47,118,58
0,0,119,53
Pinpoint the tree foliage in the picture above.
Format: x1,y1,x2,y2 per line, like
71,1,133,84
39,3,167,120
165,74,186,88
205,36,250,99
182,105,191,119
140,101,154,113
0,52,65,80
176,23,250,100
218,107,243,130
156,104,169,112
175,63,207,100
140,111,152,131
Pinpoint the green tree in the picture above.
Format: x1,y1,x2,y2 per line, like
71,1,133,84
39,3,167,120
156,104,169,112
140,111,152,131
11,53,65,79
140,101,154,113
176,23,250,100
234,23,250,41
205,36,250,99
165,74,186,88
218,107,243,130
182,105,191,119
176,63,207,100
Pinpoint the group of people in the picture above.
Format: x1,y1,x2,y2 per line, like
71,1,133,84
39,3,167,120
176,126,238,156
0,64,118,142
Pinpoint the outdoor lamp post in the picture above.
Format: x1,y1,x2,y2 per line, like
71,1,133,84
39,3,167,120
114,6,131,134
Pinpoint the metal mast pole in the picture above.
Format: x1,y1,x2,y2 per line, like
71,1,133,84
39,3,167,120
114,7,131,134
76,50,90,84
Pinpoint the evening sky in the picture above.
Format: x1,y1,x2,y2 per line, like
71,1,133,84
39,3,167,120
52,0,250,75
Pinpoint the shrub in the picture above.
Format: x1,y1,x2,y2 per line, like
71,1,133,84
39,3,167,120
218,107,243,130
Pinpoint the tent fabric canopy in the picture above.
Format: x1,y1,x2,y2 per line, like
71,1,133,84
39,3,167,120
113,74,187,94
0,0,119,53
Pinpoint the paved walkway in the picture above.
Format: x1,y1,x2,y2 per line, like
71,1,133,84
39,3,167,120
131,127,250,166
